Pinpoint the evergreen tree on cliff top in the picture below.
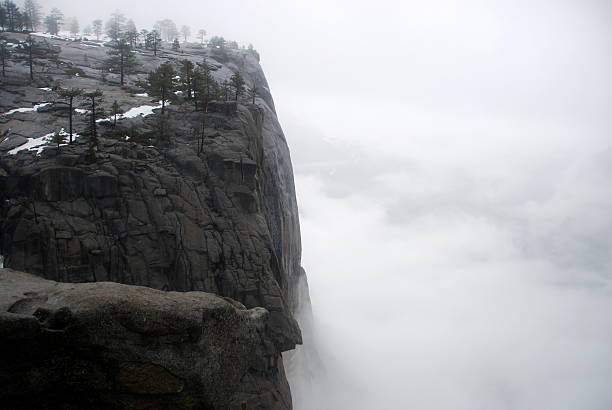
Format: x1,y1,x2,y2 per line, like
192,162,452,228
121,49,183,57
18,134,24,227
146,61,176,114
105,10,125,42
23,0,42,31
145,30,162,56
56,87,83,143
0,40,9,77
83,89,104,141
21,35,57,80
92,19,102,40
1,1,21,32
44,8,63,35
103,37,139,86
194,60,219,111
178,59,195,102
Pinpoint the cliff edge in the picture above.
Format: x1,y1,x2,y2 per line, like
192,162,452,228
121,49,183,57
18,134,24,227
0,32,310,409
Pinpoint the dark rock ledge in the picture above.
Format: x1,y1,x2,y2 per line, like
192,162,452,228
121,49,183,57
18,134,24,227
0,269,292,410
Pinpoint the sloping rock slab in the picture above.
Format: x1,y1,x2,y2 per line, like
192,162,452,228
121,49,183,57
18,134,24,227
0,269,292,410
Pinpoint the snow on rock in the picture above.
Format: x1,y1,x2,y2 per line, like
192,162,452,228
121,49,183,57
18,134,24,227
8,129,81,156
97,101,168,123
75,109,89,114
135,93,149,97
2,103,52,116
31,32,70,41
39,88,53,92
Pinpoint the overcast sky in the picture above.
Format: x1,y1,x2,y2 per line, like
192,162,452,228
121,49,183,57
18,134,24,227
38,1,612,409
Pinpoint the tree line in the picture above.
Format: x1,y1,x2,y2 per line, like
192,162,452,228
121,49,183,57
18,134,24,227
0,2,258,52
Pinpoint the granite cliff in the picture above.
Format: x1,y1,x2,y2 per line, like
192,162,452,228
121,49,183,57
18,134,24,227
0,31,310,409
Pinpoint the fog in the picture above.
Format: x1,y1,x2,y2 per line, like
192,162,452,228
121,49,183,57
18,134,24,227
39,0,612,408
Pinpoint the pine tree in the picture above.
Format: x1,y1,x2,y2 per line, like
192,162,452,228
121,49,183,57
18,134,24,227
68,17,79,37
2,1,20,32
23,0,41,31
23,35,39,79
145,30,161,56
139,29,148,47
20,35,59,79
230,72,245,101
197,29,206,44
92,19,102,40
221,79,230,102
56,88,82,143
154,19,177,42
146,61,176,115
178,59,194,101
247,43,260,62
194,60,218,110
105,10,125,42
44,8,63,35
111,100,123,126
180,25,190,42
0,40,8,77
0,5,6,32
209,36,226,49
172,38,180,52
248,86,258,104
125,19,138,47
104,38,139,86
51,129,67,154
83,89,103,140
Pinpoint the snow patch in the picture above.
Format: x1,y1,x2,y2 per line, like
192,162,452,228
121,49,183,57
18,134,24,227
39,87,53,92
8,128,81,156
75,109,89,114
2,103,51,116
32,32,70,41
97,101,168,123
135,93,149,97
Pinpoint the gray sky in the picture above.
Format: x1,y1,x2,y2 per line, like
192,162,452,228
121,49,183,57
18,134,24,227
37,1,612,409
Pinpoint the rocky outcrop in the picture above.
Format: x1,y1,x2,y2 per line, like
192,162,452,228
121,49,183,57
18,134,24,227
0,269,291,410
0,32,311,408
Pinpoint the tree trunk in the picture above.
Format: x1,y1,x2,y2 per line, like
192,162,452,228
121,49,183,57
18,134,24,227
29,47,33,80
120,52,125,86
68,97,73,143
161,88,166,115
91,97,97,138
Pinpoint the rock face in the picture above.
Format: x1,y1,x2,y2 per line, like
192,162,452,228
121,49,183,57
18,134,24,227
0,269,291,410
0,33,311,408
